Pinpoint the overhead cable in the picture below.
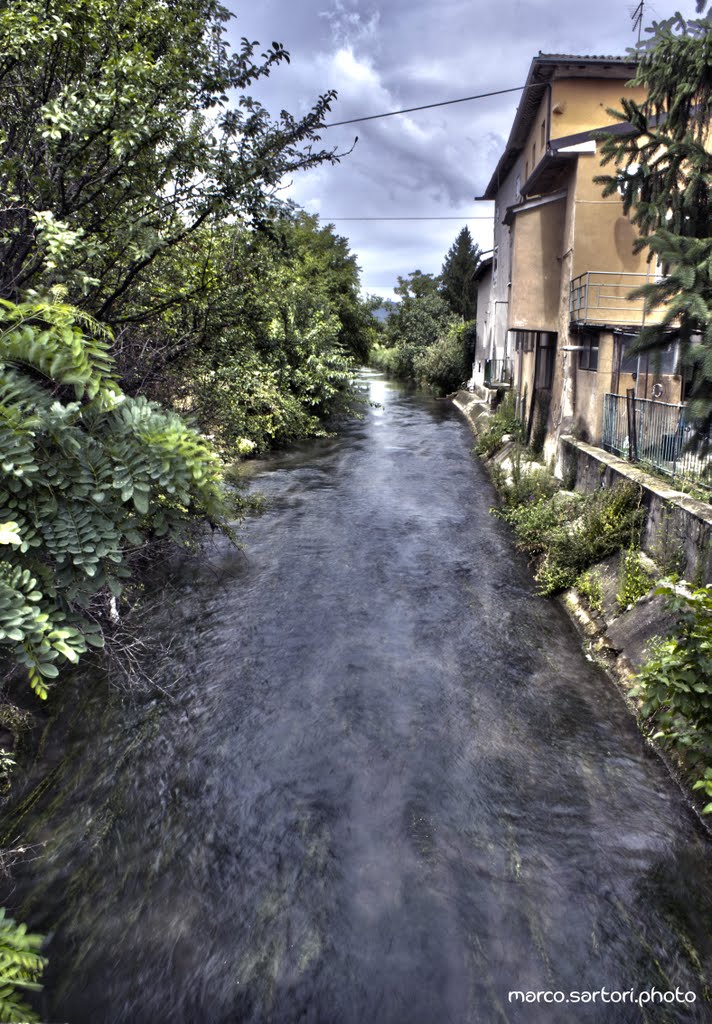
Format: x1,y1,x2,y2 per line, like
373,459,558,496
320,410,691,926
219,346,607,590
323,85,526,128
321,216,493,221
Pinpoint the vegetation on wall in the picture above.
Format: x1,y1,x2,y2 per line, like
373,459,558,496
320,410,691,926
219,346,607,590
632,580,712,814
499,482,646,595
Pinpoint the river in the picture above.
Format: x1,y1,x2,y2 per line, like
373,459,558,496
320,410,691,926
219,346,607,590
4,370,712,1023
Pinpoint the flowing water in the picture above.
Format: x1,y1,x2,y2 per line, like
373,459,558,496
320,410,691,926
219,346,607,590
4,371,712,1024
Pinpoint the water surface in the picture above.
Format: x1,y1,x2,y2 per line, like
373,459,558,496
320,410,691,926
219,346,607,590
6,371,712,1023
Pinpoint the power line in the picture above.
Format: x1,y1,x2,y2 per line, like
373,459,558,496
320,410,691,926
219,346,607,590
323,85,526,128
321,216,493,221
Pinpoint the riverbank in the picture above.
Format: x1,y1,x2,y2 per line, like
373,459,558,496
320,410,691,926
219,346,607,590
452,388,712,829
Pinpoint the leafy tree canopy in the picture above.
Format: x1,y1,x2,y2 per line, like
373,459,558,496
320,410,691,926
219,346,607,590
0,0,339,324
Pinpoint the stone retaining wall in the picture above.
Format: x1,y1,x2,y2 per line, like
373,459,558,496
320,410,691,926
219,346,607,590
559,436,712,584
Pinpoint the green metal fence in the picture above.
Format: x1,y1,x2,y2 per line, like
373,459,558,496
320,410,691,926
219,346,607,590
602,392,712,491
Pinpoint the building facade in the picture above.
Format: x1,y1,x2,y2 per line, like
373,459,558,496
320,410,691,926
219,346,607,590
474,54,683,458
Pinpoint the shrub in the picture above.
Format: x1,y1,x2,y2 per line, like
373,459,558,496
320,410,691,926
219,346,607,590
0,299,227,695
412,324,470,394
576,568,604,614
500,482,645,595
475,392,522,457
616,545,655,610
631,581,712,812
499,450,560,509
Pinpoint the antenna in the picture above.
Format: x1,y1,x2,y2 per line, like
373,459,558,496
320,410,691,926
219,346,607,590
631,0,644,43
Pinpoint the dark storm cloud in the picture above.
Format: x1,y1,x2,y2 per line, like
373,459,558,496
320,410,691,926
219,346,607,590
226,0,701,297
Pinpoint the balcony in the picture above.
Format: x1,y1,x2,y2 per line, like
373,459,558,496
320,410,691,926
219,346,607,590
569,271,665,328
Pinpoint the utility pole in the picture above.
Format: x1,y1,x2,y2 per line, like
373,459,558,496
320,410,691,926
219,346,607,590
631,0,644,43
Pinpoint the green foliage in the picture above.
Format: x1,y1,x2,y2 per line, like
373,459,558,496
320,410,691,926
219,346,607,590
440,226,480,320
631,580,712,811
498,451,560,509
0,299,226,694
0,907,47,1024
595,5,712,426
576,568,604,614
369,342,420,381
475,392,522,457
412,323,472,394
616,544,655,610
162,213,363,454
383,291,457,354
0,0,338,323
500,483,646,595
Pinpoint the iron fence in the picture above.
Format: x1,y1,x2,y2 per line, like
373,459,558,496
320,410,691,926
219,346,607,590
602,392,712,491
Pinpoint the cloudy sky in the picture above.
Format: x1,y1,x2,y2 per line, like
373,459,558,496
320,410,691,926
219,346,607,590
224,0,702,299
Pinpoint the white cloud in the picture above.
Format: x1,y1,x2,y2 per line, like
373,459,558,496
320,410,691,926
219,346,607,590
225,0,703,298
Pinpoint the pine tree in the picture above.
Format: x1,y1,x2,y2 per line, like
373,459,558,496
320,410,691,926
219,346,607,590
439,227,481,321
596,2,712,427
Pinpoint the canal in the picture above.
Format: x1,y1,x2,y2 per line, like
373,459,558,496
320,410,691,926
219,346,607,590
5,370,712,1023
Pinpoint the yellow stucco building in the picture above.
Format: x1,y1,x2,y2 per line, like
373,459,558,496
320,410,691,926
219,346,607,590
475,54,684,457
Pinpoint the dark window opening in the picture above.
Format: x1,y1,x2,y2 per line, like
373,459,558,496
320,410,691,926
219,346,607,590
578,332,599,371
535,332,556,389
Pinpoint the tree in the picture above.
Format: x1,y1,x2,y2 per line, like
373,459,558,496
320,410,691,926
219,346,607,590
0,0,339,330
439,226,480,321
596,2,712,425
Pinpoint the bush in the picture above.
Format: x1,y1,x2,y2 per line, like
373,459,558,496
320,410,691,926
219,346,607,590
475,392,522,457
616,545,655,610
576,568,604,614
500,482,646,595
631,581,712,812
412,324,470,394
498,449,560,509
0,299,227,695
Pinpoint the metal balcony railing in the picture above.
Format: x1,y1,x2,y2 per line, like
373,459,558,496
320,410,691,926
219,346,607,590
570,271,665,326
484,358,514,387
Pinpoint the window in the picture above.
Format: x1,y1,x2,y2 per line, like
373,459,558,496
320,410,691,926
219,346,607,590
578,332,599,371
535,332,556,389
618,334,639,374
618,335,677,375
540,120,545,149
532,143,536,167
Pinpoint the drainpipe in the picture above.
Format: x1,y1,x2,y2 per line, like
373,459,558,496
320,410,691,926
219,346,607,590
557,248,577,441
